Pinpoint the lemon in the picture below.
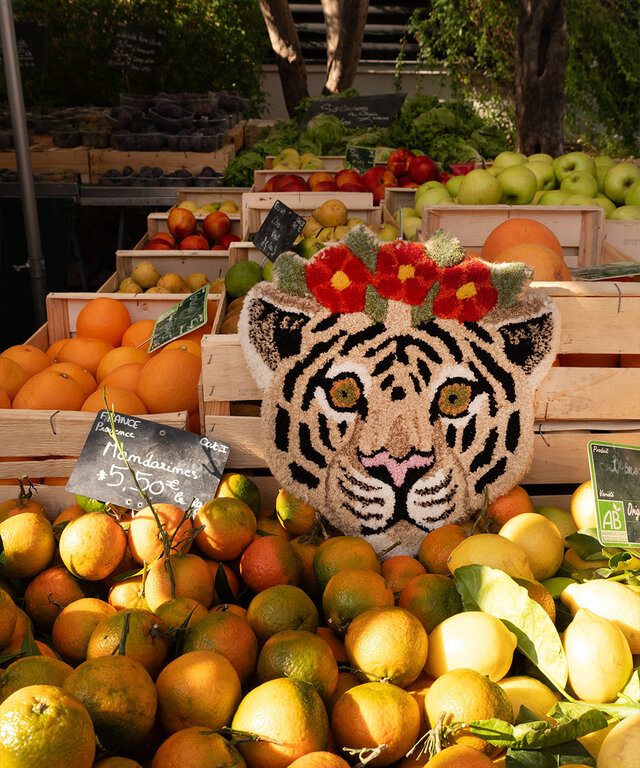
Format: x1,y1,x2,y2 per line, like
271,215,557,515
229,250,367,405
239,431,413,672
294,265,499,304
564,546,608,571
534,505,578,541
563,608,633,703
224,261,263,299
424,610,518,681
497,675,561,723
578,719,619,760
561,579,640,653
571,480,597,529
596,713,640,767
131,261,160,290
447,533,534,580
499,513,565,581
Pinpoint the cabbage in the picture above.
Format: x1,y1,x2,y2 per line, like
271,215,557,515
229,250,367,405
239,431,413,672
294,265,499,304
305,114,347,150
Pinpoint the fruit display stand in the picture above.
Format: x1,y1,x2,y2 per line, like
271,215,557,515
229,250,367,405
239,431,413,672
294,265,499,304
174,187,247,209
264,155,345,170
0,146,92,183
603,219,640,261
200,281,640,509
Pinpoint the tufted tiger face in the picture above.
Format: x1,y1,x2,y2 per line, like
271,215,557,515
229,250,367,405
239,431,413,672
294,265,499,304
239,231,560,556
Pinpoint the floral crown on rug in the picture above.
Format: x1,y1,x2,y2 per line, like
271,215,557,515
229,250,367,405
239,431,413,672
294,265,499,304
272,226,534,327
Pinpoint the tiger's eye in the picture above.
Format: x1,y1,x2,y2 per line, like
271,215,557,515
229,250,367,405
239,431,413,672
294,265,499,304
438,382,472,416
329,376,361,409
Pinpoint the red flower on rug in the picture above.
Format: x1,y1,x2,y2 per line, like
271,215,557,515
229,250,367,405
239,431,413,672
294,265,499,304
433,257,498,322
306,245,373,313
372,241,438,305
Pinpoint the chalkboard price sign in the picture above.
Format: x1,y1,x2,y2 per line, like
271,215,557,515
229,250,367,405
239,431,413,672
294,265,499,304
148,285,209,353
0,22,47,70
298,93,406,130
345,146,376,174
588,440,640,548
106,23,165,73
252,200,306,262
67,410,230,512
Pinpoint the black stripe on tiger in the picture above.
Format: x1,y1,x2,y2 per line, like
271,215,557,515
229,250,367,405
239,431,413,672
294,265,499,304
461,414,477,451
363,334,442,365
372,354,395,377
274,406,290,452
313,314,341,334
446,423,457,448
283,332,346,401
506,411,521,453
421,322,463,362
464,322,493,345
341,322,386,354
474,456,508,494
469,340,516,402
289,461,320,489
413,487,456,508
317,412,334,452
470,427,499,472
298,423,327,468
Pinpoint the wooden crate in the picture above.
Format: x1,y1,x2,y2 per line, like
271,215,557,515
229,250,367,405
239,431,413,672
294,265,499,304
146,211,243,239
603,220,640,261
200,282,640,485
226,121,245,153
264,155,345,170
241,191,380,240
174,188,248,209
0,146,92,182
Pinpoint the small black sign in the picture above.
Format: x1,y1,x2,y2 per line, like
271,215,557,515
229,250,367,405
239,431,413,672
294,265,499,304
106,22,165,73
0,22,46,70
298,93,406,130
66,410,230,512
252,200,306,262
149,285,209,353
345,146,376,174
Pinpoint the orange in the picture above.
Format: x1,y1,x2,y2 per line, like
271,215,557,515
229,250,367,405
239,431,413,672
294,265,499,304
417,524,468,575
2,636,58,659
87,608,170,680
256,511,292,539
107,574,148,611
81,384,148,414
0,587,17,648
421,744,495,766
257,629,339,702
398,572,463,632
94,759,143,768
326,670,359,715
313,535,381,592
344,606,429,688
489,242,572,281
0,512,55,578
289,534,322,598
381,554,426,598
194,497,257,560
0,684,95,767
59,511,127,580
275,488,317,535
154,596,209,631
144,552,214,612
42,361,96,398
239,534,303,592
2,606,31,651
405,669,435,732
0,492,45,522
331,681,421,766
52,504,85,525
164,338,202,357
100,361,145,392
51,597,117,665
76,296,131,347
0,357,29,400
288,755,350,768
121,318,156,353
155,649,242,733
0,388,10,408
480,217,564,262
231,677,330,768
485,484,534,530
95,345,149,382
151,727,246,768
211,601,247,618
0,655,73,704
317,626,348,664
45,336,72,363
12,370,86,411
247,584,319,645
322,568,394,636
23,564,85,631
182,609,259,685
216,472,262,515
0,344,49,379
63,654,157,753
56,336,114,377
137,347,201,414
206,559,242,603
128,502,193,564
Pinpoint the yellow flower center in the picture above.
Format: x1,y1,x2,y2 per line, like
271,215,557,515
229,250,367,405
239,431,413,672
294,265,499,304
456,281,478,300
331,270,352,291
397,264,415,282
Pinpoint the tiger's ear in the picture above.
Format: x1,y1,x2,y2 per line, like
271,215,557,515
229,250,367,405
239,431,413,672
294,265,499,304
238,281,318,389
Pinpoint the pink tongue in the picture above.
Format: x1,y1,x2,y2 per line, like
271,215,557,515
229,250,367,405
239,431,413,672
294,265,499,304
361,450,434,487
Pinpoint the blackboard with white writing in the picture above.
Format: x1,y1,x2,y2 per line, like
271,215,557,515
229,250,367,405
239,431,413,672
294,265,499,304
66,410,230,512
149,286,209,353
106,23,165,73
253,200,306,262
0,22,46,70
298,93,406,130
588,440,640,548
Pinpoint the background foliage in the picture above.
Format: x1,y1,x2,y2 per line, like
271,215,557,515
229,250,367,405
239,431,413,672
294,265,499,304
399,0,640,156
3,0,270,115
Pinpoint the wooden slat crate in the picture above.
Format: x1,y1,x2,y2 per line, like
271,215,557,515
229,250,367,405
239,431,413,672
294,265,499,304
603,220,640,262
241,191,380,240
0,146,92,182
174,188,248,209
264,155,345,170
200,282,640,488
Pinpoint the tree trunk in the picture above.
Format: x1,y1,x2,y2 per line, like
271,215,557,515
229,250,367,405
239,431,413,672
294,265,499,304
258,0,309,117
321,0,370,94
514,0,568,155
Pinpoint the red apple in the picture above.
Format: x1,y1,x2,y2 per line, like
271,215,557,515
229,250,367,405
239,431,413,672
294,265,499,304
263,177,277,192
449,162,476,176
440,172,452,184
335,169,362,188
373,182,396,205
203,211,231,241
144,238,172,251
167,207,196,239
210,244,227,251
311,180,338,192
339,182,370,193
408,155,441,184
387,148,415,176
179,233,210,251
279,180,309,192
362,166,398,193
308,171,335,190
273,174,308,191
216,233,241,248
397,175,419,188
151,231,176,247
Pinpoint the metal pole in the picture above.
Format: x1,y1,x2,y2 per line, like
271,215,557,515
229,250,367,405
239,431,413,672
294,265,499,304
0,0,47,325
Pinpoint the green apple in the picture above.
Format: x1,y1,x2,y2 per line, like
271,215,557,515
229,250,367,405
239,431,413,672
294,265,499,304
301,157,324,170
538,190,569,205
559,171,598,198
414,187,452,209
523,161,556,191
371,223,400,242
492,150,527,168
534,506,578,541
603,161,640,204
593,154,616,169
595,164,611,193
624,179,640,207
497,164,538,204
562,194,597,206
531,190,544,204
608,205,640,220
177,200,198,212
414,180,446,199
402,215,423,240
527,153,554,164
272,158,300,170
295,236,325,259
393,206,418,224
457,169,502,205
487,164,503,177
262,260,274,281
552,151,597,184
196,203,219,215
445,175,464,197
594,194,617,218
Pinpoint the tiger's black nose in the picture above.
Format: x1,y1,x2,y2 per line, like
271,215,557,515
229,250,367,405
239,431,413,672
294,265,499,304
391,386,406,401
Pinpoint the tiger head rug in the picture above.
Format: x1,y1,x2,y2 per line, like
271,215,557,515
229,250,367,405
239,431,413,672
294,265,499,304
238,226,560,556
